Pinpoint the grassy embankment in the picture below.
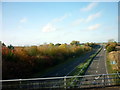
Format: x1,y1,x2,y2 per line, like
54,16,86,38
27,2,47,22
106,51,120,85
106,53,117,73
105,42,120,85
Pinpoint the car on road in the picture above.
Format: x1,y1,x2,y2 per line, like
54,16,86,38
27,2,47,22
104,49,106,51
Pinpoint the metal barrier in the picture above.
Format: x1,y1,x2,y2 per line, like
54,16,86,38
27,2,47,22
0,73,120,89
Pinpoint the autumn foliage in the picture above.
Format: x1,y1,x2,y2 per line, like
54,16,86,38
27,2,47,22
106,42,117,52
2,42,93,79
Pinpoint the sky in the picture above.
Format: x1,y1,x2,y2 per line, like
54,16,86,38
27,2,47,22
1,2,118,46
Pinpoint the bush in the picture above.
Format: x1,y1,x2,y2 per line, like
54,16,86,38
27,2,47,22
106,42,117,52
106,45,116,52
2,43,92,79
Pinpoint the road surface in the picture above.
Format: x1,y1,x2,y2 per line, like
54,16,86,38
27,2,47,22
85,45,107,75
80,45,111,87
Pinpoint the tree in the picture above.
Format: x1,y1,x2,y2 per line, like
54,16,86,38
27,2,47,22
106,45,115,52
59,44,67,48
8,44,14,49
70,40,80,46
106,41,117,52
2,43,6,46
49,43,54,46
55,43,61,46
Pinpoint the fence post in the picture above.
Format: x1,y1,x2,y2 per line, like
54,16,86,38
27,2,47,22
103,74,105,88
64,76,66,89
19,79,22,88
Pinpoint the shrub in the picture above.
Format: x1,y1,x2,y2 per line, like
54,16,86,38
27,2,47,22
2,43,92,79
106,42,117,52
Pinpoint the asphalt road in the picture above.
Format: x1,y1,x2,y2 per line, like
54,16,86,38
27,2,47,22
80,45,111,87
41,46,100,77
85,45,107,75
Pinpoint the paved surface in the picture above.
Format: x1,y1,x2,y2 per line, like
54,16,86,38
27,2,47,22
80,45,111,87
85,46,107,75
42,46,100,77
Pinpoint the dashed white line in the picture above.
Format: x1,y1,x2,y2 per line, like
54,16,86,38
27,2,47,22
104,48,111,85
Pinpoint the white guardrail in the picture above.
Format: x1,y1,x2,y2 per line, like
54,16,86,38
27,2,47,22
0,73,120,89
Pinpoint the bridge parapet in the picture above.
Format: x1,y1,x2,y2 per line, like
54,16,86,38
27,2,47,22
0,73,120,89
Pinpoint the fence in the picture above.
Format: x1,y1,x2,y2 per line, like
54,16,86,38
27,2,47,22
0,73,120,89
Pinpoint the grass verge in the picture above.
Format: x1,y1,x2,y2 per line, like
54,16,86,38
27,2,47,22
106,53,117,73
106,52,120,85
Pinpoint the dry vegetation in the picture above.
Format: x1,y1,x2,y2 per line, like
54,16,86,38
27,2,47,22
108,51,120,71
106,42,120,72
2,41,97,79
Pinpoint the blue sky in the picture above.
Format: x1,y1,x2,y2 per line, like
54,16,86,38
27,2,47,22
2,2,118,46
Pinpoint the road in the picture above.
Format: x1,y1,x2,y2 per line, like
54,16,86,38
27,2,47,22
41,46,100,77
85,45,107,75
80,45,111,87
2,45,119,89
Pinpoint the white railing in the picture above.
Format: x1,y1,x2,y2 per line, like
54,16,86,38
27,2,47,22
1,73,120,89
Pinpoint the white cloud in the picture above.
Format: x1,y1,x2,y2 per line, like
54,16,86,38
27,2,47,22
53,13,71,22
20,17,27,23
86,12,101,22
41,13,71,33
42,23,56,32
72,18,84,26
87,24,101,30
81,2,98,12
71,11,101,26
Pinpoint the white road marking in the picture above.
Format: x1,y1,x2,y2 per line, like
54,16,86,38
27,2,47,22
95,76,99,79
